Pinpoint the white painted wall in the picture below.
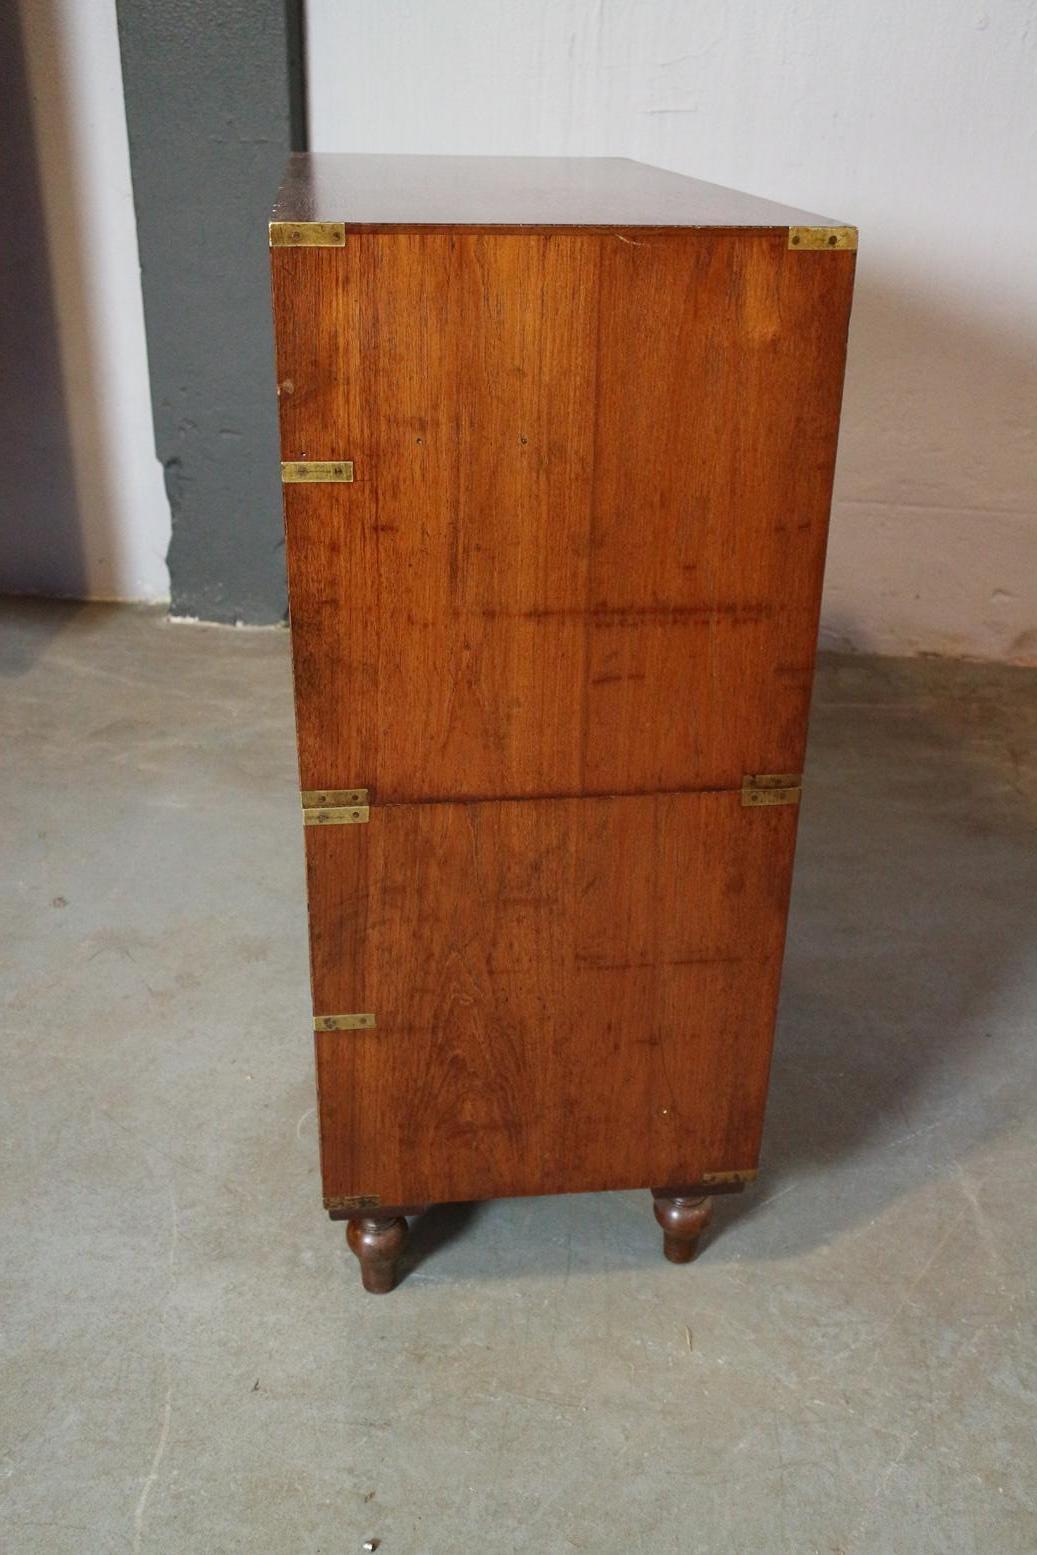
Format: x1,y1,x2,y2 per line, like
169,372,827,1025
12,0,169,603
307,0,1037,663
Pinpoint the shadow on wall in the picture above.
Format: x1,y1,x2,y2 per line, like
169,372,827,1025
0,0,156,634
824,265,1037,663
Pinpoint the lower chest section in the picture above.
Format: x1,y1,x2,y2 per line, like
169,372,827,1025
307,788,797,1207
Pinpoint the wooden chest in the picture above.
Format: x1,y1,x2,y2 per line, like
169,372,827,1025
269,154,856,1292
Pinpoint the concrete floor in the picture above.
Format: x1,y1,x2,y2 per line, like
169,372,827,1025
1,599,1035,1555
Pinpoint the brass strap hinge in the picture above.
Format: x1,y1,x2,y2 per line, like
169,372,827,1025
281,460,354,484
314,1014,376,1032
741,773,802,807
788,225,857,251
269,221,345,248
302,788,369,826
325,1194,382,1212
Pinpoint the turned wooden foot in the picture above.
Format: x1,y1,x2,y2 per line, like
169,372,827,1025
652,1193,712,1263
346,1215,408,1293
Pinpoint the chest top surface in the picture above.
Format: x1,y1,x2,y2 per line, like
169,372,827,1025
272,152,845,232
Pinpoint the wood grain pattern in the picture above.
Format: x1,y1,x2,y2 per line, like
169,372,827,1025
273,227,854,801
270,157,857,1229
272,152,847,231
309,791,797,1207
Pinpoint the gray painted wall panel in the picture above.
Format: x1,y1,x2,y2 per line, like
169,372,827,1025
117,0,303,622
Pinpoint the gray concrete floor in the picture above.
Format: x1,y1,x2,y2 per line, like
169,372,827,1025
1,599,1036,1555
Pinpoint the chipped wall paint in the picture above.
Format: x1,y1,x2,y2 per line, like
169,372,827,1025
307,0,1037,663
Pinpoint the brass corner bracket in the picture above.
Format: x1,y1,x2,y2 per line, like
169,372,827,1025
302,788,368,808
325,1194,382,1213
314,1014,376,1032
741,773,802,807
269,221,345,248
281,460,354,484
302,788,369,826
788,225,857,251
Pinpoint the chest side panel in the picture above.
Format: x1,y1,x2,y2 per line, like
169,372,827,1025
272,229,854,802
308,791,797,1207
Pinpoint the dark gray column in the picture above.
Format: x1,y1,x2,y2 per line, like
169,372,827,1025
116,0,306,622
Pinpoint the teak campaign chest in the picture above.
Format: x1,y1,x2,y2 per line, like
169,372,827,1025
269,154,856,1293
